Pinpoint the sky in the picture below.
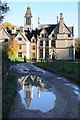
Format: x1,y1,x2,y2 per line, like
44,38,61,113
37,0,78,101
3,1,79,38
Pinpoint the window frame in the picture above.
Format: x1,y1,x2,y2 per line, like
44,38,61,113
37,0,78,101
18,38,22,41
32,46,35,50
40,41,43,46
46,40,49,46
51,40,55,47
4,39,8,42
18,52,22,57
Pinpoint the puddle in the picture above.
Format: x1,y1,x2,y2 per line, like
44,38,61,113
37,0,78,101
19,75,56,113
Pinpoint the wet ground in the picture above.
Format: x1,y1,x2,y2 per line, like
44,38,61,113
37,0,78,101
8,63,80,118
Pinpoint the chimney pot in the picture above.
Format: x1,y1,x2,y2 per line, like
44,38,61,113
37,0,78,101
60,13,63,19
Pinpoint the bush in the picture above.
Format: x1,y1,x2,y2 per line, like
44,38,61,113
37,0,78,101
2,75,17,118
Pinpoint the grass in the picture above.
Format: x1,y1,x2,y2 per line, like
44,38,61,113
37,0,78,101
34,60,80,84
2,75,17,118
10,57,32,65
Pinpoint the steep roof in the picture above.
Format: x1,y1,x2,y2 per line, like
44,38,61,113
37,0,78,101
0,27,11,40
45,25,57,35
25,30,38,41
25,7,32,16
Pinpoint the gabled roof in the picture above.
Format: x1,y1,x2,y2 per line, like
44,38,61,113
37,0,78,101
49,22,73,35
16,31,30,42
25,30,38,41
0,27,11,40
39,24,57,29
45,25,57,35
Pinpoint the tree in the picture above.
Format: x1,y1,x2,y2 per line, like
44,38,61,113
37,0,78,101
75,38,80,59
0,0,10,22
8,38,20,58
0,22,17,31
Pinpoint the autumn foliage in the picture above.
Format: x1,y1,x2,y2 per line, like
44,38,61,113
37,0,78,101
8,38,20,57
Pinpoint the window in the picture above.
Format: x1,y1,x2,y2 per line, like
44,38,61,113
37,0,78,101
18,52,22,57
32,46,35,50
42,34,44,37
52,34,55,37
68,34,71,37
46,41,49,46
44,34,48,38
4,39,8,42
45,49,49,59
26,17,31,25
40,49,43,58
32,39,35,42
40,41,43,46
32,53,35,58
18,38,22,41
20,45,22,50
51,40,55,47
33,40,35,42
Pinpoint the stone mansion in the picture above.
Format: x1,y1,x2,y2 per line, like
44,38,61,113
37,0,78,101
0,6,75,60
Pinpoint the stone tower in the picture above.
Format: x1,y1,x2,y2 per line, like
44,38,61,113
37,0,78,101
24,6,33,31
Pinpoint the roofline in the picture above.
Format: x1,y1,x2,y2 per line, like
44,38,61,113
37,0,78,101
2,27,11,39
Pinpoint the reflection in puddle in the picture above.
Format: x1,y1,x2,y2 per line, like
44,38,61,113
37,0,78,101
19,75,56,112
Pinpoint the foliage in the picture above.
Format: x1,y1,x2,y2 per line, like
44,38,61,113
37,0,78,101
0,0,10,22
8,38,20,58
2,45,8,58
75,38,80,59
0,22,17,31
2,75,17,118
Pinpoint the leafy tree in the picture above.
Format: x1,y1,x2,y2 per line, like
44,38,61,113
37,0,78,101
0,22,17,31
0,0,10,22
8,38,20,58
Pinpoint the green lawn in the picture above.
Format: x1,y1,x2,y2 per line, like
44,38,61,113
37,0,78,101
2,75,17,118
34,60,80,84
10,57,32,65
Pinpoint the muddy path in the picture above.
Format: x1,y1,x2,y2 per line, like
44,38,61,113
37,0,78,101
8,63,80,118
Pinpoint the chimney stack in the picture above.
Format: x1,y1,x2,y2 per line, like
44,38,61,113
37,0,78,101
38,17,40,24
38,17,40,29
59,13,64,33
60,13,63,20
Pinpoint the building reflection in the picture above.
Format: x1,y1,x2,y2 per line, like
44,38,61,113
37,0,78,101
22,75,48,109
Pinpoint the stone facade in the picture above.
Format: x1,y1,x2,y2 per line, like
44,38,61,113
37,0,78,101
0,6,75,60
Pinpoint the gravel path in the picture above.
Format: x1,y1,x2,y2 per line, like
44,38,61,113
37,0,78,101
8,63,80,118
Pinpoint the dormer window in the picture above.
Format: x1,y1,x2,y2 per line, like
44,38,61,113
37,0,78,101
52,34,55,37
68,34,71,37
18,38,22,41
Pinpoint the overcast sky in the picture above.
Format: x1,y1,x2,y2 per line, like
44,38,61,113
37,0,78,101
3,1,79,38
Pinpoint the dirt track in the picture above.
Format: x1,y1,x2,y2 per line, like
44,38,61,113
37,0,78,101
8,63,80,118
